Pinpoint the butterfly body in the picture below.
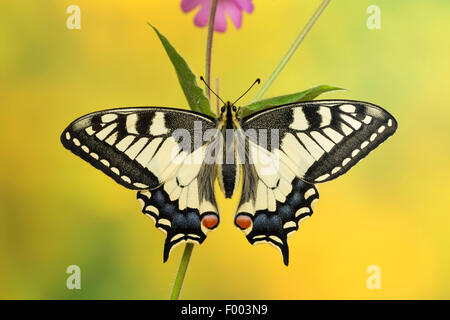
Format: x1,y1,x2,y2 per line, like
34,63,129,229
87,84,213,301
61,99,397,265
216,101,242,198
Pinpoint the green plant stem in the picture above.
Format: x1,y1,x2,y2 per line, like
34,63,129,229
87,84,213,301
205,0,218,99
252,0,332,102
169,243,194,300
170,2,219,300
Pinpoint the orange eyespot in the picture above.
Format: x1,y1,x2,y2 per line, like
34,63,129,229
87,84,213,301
201,214,219,229
235,215,252,230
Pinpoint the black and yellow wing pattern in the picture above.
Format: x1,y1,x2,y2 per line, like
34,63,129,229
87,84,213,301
61,107,220,261
236,100,397,264
61,100,397,265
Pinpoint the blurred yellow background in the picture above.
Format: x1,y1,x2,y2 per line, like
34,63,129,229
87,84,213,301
1,0,449,299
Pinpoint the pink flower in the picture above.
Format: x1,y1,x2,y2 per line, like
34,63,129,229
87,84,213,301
181,0,254,32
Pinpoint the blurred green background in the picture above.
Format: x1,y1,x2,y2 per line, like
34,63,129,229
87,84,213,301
1,0,449,299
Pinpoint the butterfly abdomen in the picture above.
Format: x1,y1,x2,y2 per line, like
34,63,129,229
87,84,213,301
221,163,237,198
218,125,241,198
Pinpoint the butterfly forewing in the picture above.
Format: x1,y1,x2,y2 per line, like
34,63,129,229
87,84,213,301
241,100,398,184
61,107,216,190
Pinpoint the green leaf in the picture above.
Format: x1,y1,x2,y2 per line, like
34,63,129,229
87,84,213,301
240,85,345,118
149,23,214,117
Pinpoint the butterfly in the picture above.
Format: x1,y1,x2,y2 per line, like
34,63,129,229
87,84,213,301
61,98,397,265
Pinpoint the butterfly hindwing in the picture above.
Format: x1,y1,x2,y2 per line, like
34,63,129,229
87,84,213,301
234,136,319,265
137,142,220,262
61,107,216,190
241,100,398,184
243,177,318,266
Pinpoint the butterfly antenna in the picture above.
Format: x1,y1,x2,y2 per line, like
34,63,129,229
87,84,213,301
200,76,226,106
232,78,261,106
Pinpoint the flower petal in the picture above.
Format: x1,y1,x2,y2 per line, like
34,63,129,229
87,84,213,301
181,0,203,13
194,1,211,27
225,1,242,29
214,3,228,32
232,0,254,13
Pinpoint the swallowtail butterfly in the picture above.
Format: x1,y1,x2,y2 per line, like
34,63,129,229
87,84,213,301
61,99,397,265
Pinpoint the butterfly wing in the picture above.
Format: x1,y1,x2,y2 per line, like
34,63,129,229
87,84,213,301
137,142,220,262
61,107,219,262
241,99,397,184
236,100,397,265
234,135,319,265
61,107,216,189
